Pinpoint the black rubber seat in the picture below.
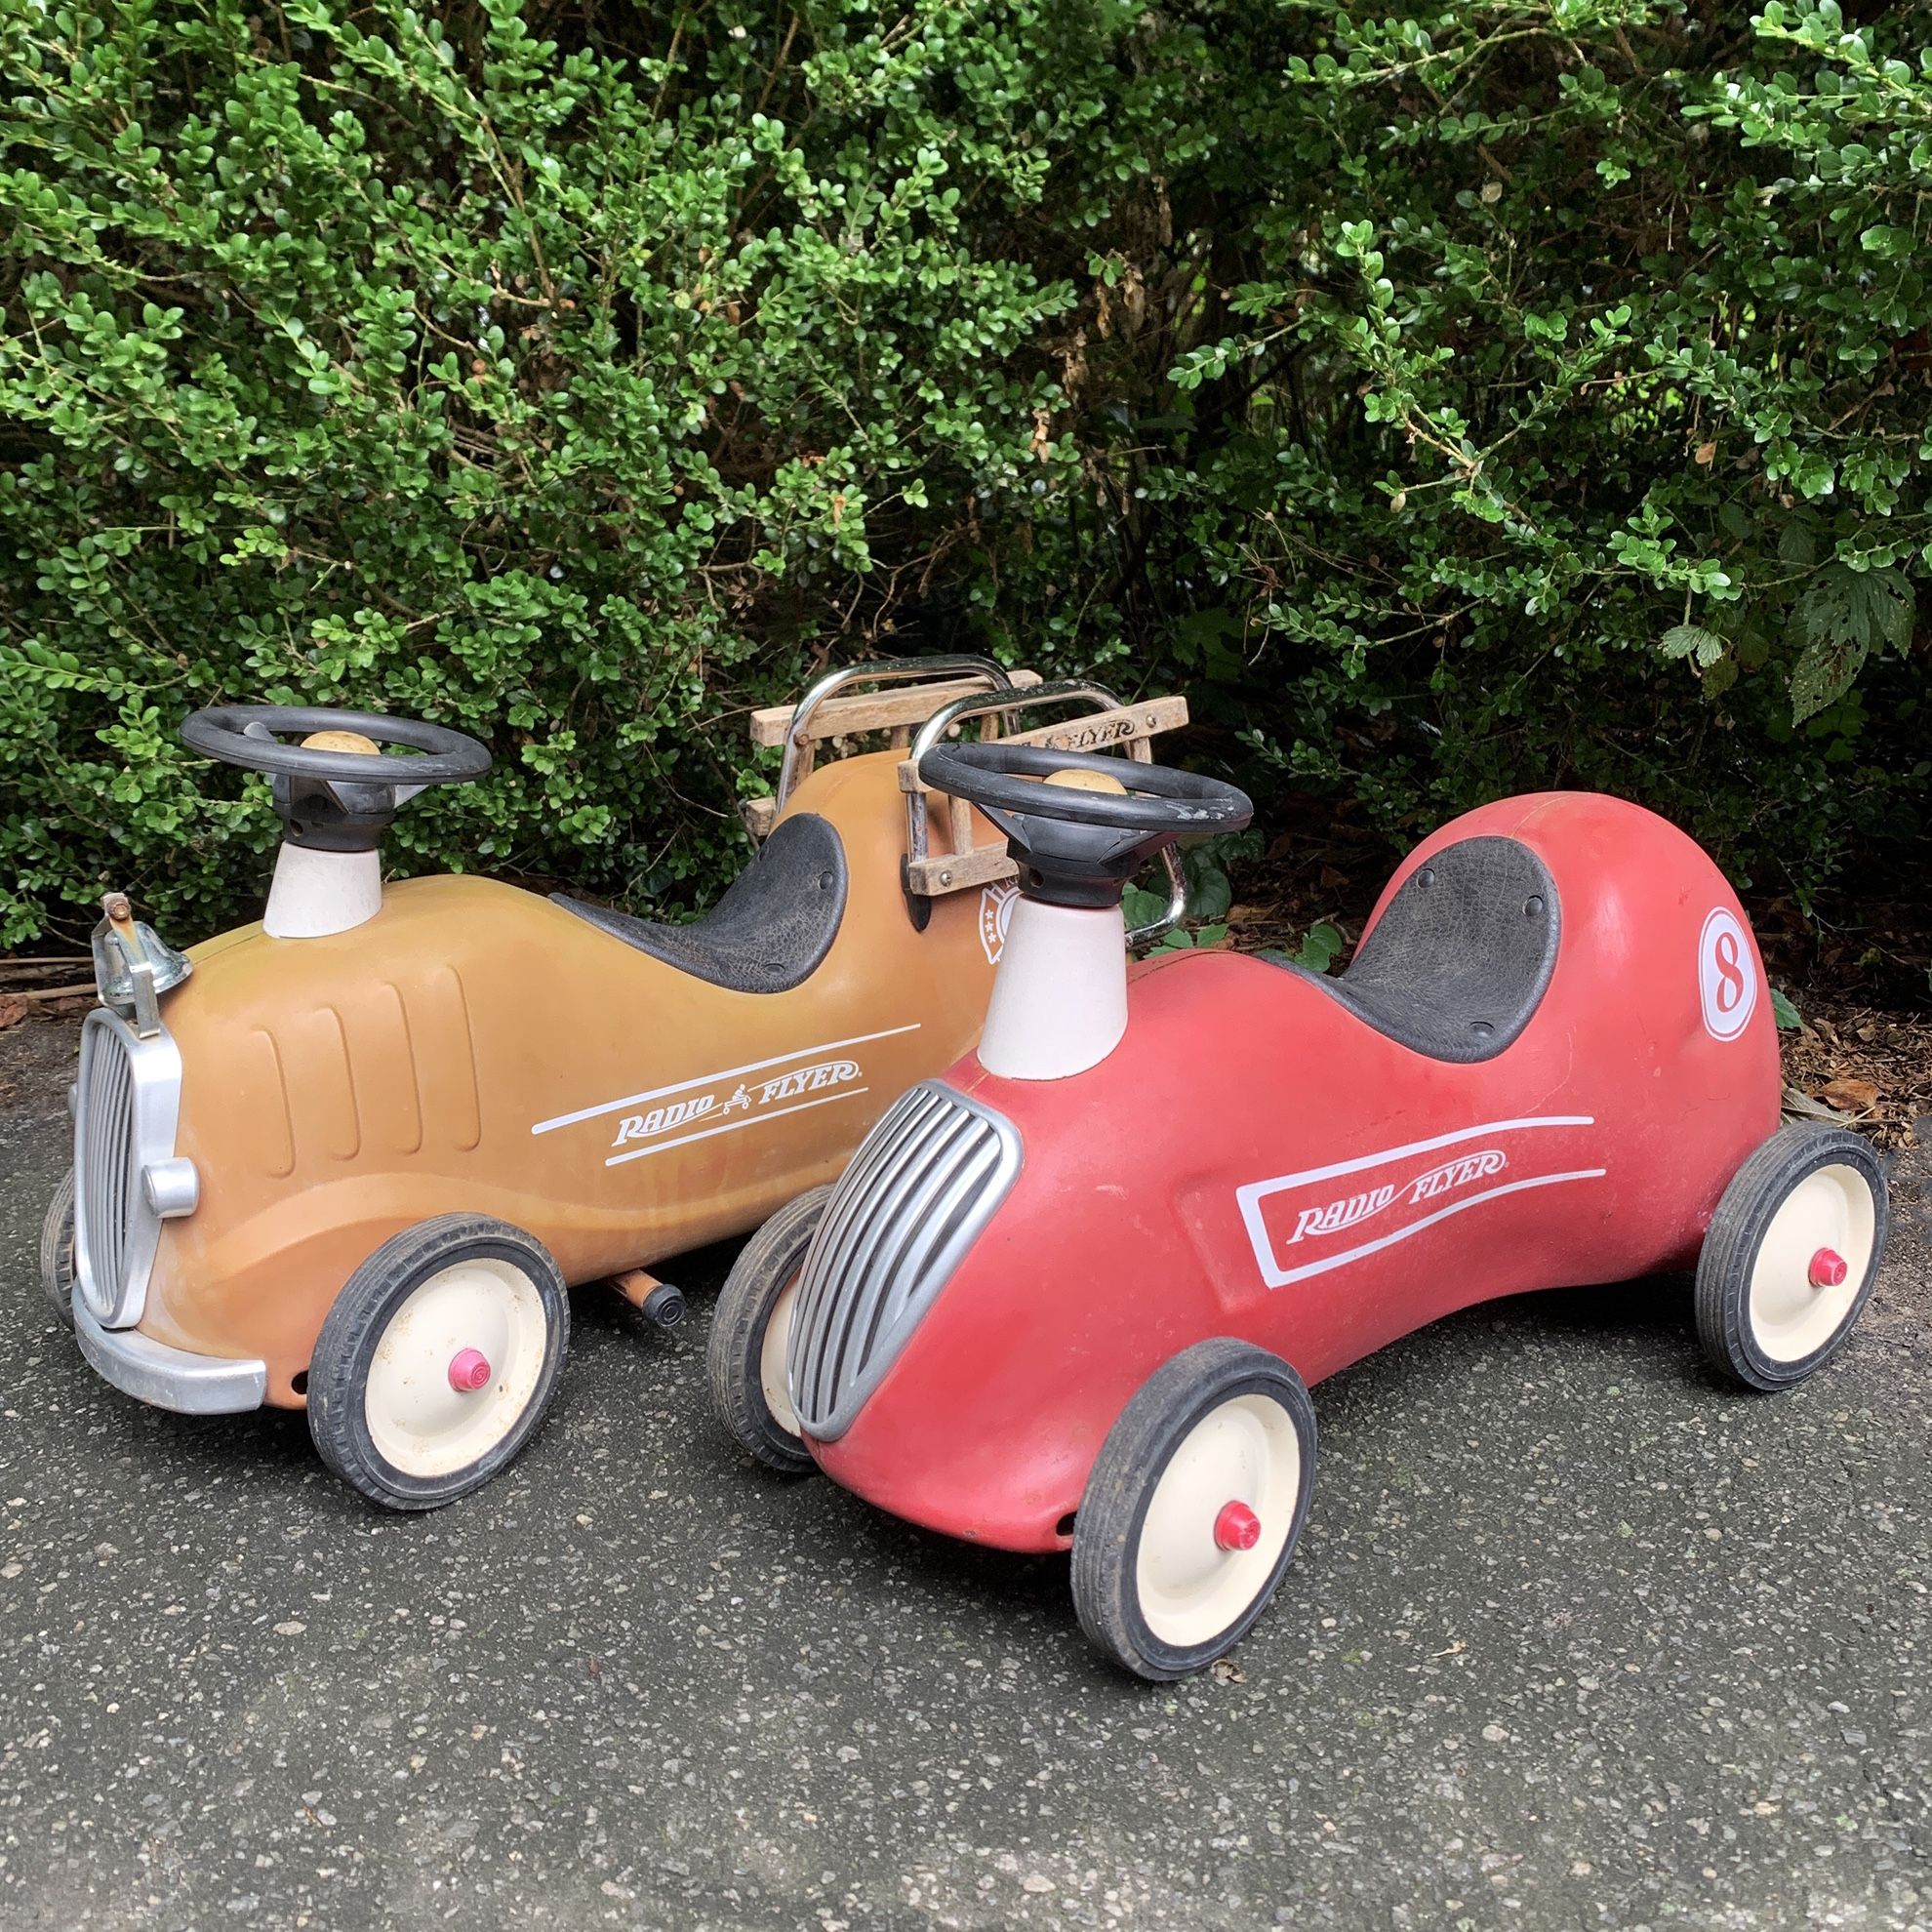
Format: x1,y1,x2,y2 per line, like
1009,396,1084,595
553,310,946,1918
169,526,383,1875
552,813,847,996
1267,834,1559,1064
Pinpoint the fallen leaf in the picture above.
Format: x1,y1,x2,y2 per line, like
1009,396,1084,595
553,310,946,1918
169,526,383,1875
0,994,26,1030
1819,1076,1880,1113
1782,1084,1840,1123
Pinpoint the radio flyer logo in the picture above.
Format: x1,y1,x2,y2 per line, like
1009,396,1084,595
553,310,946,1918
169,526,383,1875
1284,1148,1509,1245
525,1025,923,1167
610,1060,862,1151
1237,1119,1605,1287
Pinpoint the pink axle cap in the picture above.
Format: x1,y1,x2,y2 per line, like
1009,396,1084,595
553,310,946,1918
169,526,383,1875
448,1348,493,1392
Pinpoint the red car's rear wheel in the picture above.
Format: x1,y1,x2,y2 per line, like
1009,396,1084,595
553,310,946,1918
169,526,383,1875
1071,1339,1316,1680
1696,1122,1888,1390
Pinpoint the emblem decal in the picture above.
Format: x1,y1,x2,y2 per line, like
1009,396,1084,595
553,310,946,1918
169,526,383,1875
609,1057,863,1153
979,881,1019,965
1285,1148,1508,1245
1698,906,1757,1042
1237,1119,1604,1288
526,1025,920,1167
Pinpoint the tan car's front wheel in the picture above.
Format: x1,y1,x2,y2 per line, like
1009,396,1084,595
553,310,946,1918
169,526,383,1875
40,1168,76,1331
308,1215,569,1510
707,1184,834,1476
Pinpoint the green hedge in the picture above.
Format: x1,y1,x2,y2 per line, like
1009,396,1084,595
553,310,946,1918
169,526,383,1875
2,0,1927,945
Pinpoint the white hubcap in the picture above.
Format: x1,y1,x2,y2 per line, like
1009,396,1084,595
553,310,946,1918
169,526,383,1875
762,1274,802,1439
1748,1163,1875,1364
1136,1392,1302,1649
364,1259,548,1477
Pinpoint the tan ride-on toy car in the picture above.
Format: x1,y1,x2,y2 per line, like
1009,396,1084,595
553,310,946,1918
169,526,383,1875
40,659,1192,1509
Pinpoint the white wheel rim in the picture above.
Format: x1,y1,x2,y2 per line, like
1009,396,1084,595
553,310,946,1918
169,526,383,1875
761,1274,802,1439
1748,1162,1875,1364
1135,1392,1302,1650
363,1258,549,1478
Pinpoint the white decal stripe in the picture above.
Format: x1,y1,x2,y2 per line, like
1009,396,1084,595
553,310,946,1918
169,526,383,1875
530,1026,919,1136
1236,1114,1594,1201
1254,1169,1607,1289
604,1088,870,1168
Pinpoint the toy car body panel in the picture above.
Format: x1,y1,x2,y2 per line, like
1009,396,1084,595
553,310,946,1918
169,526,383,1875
792,791,1784,1554
77,750,995,1408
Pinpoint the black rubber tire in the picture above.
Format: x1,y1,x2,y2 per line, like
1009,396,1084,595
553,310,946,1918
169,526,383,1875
40,1168,76,1330
1071,1338,1316,1681
1696,1122,1889,1391
307,1214,569,1511
706,1185,834,1476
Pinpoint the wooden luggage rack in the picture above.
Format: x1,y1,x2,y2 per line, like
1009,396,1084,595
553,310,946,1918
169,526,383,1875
743,658,1190,939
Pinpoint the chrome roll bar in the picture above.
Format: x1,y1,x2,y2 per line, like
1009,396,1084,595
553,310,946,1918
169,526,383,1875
775,655,1015,810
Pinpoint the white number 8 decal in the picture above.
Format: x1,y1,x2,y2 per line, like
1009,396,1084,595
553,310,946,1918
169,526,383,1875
1699,906,1757,1042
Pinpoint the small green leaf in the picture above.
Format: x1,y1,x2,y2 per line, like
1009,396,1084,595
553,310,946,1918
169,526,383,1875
1187,864,1232,923
1859,225,1915,258
1770,986,1802,1030
1294,920,1345,973
1662,624,1724,667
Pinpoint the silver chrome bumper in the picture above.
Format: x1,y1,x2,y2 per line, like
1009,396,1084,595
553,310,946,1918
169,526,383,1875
71,1284,266,1415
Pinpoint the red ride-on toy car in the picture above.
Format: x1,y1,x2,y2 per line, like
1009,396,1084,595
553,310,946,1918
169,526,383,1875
710,747,1892,1678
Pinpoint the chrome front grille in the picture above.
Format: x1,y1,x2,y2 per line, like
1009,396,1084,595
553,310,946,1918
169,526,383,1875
79,1021,136,1312
73,1008,184,1327
788,1081,1022,1441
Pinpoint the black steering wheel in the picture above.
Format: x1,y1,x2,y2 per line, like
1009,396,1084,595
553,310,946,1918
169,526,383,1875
181,704,493,785
181,704,492,852
917,741,1252,909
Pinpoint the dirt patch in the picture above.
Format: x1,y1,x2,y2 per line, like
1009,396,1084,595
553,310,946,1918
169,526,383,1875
1778,999,1932,1150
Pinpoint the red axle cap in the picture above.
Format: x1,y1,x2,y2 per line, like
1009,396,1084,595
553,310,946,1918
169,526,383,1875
1808,1247,1848,1289
1214,1501,1262,1552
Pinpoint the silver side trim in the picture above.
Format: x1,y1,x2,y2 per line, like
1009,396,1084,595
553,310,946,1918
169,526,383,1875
71,1287,266,1415
787,1082,1022,1441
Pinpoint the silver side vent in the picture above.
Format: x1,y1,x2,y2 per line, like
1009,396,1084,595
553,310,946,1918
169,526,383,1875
788,1082,1022,1441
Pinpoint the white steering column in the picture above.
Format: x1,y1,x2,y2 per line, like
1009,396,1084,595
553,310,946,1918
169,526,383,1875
977,898,1128,1081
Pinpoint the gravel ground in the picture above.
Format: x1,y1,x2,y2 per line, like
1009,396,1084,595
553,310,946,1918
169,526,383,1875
1,1015,1927,1931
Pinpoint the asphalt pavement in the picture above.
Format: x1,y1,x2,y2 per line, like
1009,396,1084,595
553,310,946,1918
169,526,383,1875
2,1015,1927,1930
